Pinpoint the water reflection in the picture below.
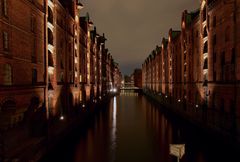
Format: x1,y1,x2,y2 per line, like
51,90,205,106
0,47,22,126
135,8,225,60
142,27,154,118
110,96,117,162
42,91,240,162
120,89,139,96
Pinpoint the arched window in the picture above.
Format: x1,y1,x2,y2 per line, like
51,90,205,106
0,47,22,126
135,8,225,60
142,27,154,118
1,64,12,85
48,7,53,24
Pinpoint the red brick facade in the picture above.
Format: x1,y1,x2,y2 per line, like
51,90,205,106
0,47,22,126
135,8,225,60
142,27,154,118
0,0,45,129
142,0,240,135
0,0,121,130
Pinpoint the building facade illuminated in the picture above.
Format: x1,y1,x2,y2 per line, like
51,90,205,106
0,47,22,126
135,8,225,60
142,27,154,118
0,0,121,130
142,0,240,136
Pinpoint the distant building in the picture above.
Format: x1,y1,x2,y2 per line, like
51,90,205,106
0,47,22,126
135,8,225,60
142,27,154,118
133,69,142,88
124,75,133,87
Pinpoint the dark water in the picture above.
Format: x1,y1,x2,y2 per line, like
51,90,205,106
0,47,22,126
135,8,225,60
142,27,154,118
41,91,239,162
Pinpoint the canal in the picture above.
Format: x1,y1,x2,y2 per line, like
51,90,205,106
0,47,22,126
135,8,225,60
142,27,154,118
41,91,239,162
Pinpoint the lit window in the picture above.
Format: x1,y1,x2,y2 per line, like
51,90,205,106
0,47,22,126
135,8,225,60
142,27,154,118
3,31,8,50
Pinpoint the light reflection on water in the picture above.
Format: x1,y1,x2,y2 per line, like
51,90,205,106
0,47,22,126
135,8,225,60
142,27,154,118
110,96,117,162
42,91,240,162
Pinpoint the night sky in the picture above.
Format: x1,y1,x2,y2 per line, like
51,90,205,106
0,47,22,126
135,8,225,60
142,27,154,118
81,0,199,75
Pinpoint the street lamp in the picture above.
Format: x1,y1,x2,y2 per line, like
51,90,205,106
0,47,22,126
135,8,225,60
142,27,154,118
60,115,64,120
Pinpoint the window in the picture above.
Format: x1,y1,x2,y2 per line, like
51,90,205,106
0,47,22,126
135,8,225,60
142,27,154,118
60,59,64,69
225,26,230,42
31,16,36,32
48,51,54,67
213,34,216,46
203,27,207,37
75,49,77,57
203,58,208,69
32,69,37,84
2,0,7,17
203,42,208,53
3,31,8,50
60,72,64,82
48,29,53,45
48,7,53,24
231,48,235,64
221,52,225,81
32,39,37,63
2,64,12,85
69,57,72,70
221,52,225,65
213,16,216,28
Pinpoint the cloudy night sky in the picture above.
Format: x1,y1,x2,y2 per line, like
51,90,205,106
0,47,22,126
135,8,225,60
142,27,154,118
81,0,199,75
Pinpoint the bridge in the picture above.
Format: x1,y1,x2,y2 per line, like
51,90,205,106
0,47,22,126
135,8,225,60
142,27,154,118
120,87,141,90
119,87,142,95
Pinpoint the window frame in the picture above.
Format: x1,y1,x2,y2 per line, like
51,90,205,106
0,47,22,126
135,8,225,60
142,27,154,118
2,0,8,17
3,31,9,50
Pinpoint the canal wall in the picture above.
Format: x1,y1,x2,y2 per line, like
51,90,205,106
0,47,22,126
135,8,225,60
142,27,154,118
143,90,240,149
0,97,111,162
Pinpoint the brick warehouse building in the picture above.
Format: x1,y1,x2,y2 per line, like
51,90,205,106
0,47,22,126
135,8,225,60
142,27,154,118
132,68,142,88
0,0,46,129
142,0,240,140
0,1,121,159
0,0,121,130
